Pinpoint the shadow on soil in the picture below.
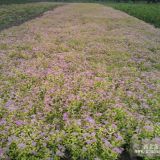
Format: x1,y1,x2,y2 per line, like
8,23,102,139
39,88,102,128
119,150,144,160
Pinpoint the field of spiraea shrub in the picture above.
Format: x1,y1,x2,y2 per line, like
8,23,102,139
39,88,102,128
0,3,160,160
106,3,160,28
0,2,62,31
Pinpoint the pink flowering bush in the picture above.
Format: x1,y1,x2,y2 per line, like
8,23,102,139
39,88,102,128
0,3,160,160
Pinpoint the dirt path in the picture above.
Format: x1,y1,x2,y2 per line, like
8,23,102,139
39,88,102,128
0,3,160,160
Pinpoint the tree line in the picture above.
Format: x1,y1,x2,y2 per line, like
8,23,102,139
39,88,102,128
114,0,160,3
0,0,159,5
